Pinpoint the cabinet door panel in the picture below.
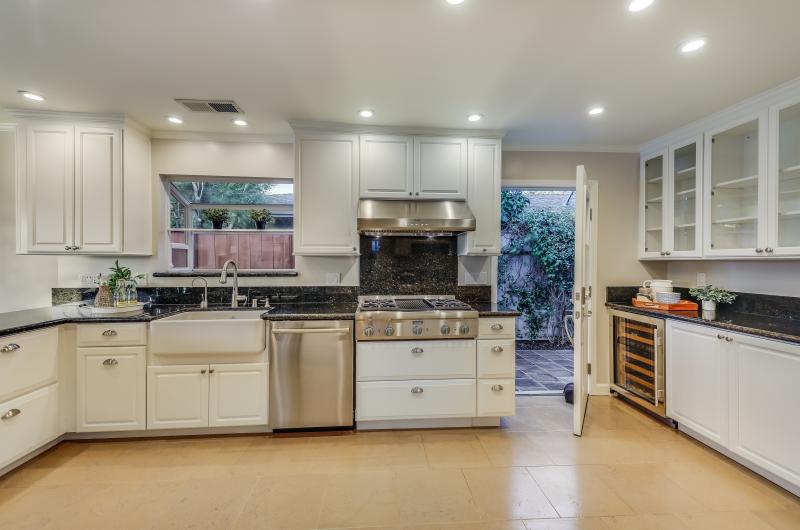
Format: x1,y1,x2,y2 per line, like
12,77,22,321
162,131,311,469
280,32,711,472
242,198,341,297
729,335,800,486
639,151,666,258
477,378,515,417
769,98,800,255
666,322,728,445
0,384,60,468
208,363,268,427
74,126,122,253
414,137,467,199
668,137,703,257
360,135,413,198
25,124,74,252
459,139,501,255
76,347,145,432
294,134,358,255
147,365,209,430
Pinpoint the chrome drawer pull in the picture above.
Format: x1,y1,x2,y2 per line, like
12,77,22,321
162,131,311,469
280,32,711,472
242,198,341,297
1,343,20,353
410,387,424,394
490,323,504,331
1,408,21,420
491,346,504,353
102,358,118,366
102,329,118,337
717,334,725,340
491,384,504,392
201,369,207,374
725,336,733,342
411,347,424,354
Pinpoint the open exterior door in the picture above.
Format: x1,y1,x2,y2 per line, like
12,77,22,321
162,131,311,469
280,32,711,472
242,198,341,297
573,165,594,436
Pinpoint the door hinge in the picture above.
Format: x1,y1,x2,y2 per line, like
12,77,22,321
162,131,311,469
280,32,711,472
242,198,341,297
587,363,592,375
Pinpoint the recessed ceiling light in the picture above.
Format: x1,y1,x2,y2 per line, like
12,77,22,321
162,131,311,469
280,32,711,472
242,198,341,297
588,106,605,116
680,38,706,53
467,113,483,122
628,0,654,12
167,116,183,124
233,118,247,127
359,109,374,118
18,90,45,102
446,0,465,5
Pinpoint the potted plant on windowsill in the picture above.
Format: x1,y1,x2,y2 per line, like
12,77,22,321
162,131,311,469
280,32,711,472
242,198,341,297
249,208,274,230
203,208,230,230
689,285,737,311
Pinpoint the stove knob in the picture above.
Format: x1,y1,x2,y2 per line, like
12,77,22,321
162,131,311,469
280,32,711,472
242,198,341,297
459,324,470,334
384,325,395,336
412,324,423,336
363,326,375,337
440,324,451,335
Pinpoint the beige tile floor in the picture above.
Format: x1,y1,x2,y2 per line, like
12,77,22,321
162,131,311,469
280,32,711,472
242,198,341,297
0,396,798,529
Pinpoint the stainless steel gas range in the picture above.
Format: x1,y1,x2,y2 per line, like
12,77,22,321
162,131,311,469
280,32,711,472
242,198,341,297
355,295,479,341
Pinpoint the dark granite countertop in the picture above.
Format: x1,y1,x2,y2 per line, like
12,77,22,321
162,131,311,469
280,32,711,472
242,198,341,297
469,303,522,318
606,302,800,345
261,302,357,321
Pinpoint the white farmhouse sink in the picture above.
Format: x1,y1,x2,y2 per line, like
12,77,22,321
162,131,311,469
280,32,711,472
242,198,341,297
149,310,266,355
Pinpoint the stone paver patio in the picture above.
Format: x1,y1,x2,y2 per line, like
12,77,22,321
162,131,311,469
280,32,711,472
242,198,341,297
516,348,573,395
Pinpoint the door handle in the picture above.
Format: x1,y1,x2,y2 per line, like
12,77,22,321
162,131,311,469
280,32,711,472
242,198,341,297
410,387,424,394
272,328,351,335
102,329,118,337
102,358,118,366
1,409,21,420
1,343,20,353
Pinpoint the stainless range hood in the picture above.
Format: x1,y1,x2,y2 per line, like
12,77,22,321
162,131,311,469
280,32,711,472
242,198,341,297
357,200,476,234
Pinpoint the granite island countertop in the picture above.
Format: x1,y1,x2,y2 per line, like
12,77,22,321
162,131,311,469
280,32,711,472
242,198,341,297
606,302,800,346
468,302,522,318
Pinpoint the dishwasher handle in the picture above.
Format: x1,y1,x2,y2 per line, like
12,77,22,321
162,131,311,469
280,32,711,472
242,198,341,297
271,327,351,335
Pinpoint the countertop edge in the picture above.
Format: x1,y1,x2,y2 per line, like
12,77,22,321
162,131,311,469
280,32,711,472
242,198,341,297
606,302,800,346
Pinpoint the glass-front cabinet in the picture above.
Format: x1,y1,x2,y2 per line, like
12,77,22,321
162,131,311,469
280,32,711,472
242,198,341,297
668,137,703,257
704,112,768,257
640,151,666,258
769,98,800,255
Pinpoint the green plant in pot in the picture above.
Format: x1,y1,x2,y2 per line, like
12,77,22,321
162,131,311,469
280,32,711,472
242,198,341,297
249,208,274,230
203,208,230,229
689,285,737,311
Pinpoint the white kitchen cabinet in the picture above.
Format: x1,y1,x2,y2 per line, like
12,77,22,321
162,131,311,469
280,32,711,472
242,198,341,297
476,378,515,417
639,150,667,258
458,138,502,255
413,137,467,199
476,339,515,378
0,383,60,469
0,327,59,403
703,112,769,257
767,96,800,255
357,340,476,381
147,365,209,430
666,321,729,446
356,379,476,421
359,135,414,199
294,132,359,255
728,333,800,487
208,363,268,427
76,347,145,432
667,136,703,258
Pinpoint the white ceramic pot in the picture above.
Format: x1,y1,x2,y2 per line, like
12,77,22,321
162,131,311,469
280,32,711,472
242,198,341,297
643,279,673,293
702,300,717,311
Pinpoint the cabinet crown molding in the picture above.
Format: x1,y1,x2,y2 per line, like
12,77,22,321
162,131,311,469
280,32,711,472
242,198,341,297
6,108,126,125
289,120,506,139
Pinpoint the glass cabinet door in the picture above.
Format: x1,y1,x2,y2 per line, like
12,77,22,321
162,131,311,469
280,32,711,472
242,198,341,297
669,138,702,256
706,116,766,255
773,101,800,252
642,153,665,256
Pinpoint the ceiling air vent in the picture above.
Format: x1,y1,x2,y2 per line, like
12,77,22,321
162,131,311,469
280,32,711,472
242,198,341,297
175,99,244,113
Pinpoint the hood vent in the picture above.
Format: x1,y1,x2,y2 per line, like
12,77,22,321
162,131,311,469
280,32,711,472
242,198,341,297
175,99,244,113
357,200,476,235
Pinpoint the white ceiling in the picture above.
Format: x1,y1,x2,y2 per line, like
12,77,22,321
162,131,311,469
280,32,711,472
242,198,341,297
2,0,800,149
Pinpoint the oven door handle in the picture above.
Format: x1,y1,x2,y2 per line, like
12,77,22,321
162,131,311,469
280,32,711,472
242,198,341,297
272,328,351,335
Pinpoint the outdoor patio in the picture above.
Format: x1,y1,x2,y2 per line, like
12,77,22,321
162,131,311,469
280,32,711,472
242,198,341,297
515,348,573,394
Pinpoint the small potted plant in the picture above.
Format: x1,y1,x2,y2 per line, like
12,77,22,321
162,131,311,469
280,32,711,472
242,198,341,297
249,208,274,230
203,208,230,229
689,285,737,311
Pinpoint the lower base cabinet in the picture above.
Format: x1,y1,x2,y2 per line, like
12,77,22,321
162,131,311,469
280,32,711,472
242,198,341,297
356,379,476,421
0,383,60,468
148,363,268,430
476,378,515,417
77,347,146,432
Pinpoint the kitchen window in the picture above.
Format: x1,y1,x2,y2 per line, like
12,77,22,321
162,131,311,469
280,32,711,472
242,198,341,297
164,176,294,271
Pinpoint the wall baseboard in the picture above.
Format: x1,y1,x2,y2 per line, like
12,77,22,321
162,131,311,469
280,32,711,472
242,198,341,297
591,383,610,396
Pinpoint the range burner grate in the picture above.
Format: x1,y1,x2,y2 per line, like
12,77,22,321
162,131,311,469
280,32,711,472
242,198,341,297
393,299,433,310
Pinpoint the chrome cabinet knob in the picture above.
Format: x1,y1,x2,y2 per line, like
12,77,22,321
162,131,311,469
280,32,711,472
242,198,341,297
1,408,21,420
665,251,672,256
201,369,207,374
440,324,450,335
491,323,504,331
717,334,725,340
755,248,764,253
410,386,424,394
491,384,504,391
725,336,733,342
1,343,20,353
411,347,424,354
209,369,215,373
102,358,118,366
102,329,118,337
384,326,394,336
363,326,375,337
491,346,504,353
765,247,774,253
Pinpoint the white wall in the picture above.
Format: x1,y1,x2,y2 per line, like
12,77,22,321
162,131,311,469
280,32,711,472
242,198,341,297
0,125,58,311
502,150,665,391
668,261,800,297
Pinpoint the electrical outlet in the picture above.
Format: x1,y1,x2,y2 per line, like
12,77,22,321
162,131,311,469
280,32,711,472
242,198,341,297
78,273,99,286
325,273,340,286
696,272,707,287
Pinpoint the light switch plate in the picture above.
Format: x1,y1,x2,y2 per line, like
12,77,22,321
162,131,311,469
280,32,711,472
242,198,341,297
696,272,707,287
325,273,340,286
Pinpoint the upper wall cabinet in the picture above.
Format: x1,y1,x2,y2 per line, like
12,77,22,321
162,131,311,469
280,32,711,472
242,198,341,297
414,137,467,199
359,135,414,199
640,150,667,258
458,138,502,255
294,132,359,256
704,112,768,257
14,112,152,255
768,98,800,255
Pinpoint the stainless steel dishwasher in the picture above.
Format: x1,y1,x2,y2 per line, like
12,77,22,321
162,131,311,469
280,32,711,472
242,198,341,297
269,320,354,430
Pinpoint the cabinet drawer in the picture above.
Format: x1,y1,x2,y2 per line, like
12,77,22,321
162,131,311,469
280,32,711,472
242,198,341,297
356,379,476,421
77,323,146,347
478,318,515,339
357,340,476,381
0,327,59,402
477,378,515,417
0,383,61,468
477,339,515,378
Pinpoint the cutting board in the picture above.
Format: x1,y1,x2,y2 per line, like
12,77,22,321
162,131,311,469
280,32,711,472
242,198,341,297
631,298,699,311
